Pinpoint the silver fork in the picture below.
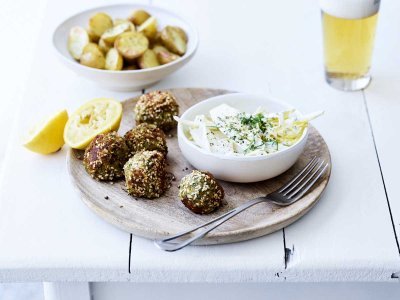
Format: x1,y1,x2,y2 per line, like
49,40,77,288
154,157,329,252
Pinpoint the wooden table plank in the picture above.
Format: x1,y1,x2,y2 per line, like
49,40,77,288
126,0,400,281
0,0,47,164
364,79,400,252
363,0,400,264
129,234,286,282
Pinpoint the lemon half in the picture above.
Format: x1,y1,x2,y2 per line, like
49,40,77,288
23,109,69,154
64,98,122,150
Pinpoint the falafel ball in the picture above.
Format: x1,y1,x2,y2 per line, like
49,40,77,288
124,150,167,198
134,91,179,131
83,132,129,181
124,123,168,157
179,170,224,214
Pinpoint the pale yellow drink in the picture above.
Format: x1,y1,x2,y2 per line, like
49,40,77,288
320,0,380,91
323,12,377,78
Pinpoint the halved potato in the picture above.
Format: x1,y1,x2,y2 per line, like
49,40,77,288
88,12,113,39
80,43,105,69
128,10,151,26
172,26,188,43
101,22,132,44
137,16,158,40
105,48,123,70
152,45,180,65
114,19,136,31
115,32,149,60
87,28,99,43
113,18,125,26
67,26,90,60
151,31,162,46
98,38,112,54
160,26,187,55
138,49,160,69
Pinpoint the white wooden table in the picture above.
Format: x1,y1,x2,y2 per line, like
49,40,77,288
1,0,400,299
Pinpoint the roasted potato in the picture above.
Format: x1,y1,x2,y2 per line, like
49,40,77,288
67,9,188,71
115,32,149,60
151,31,163,46
160,26,187,55
88,12,113,39
152,44,165,54
98,38,112,54
137,16,158,40
80,43,105,69
138,49,160,69
105,48,123,70
172,26,188,43
113,18,125,26
153,45,180,65
114,18,136,31
87,28,99,43
67,26,90,60
128,10,151,26
101,22,132,44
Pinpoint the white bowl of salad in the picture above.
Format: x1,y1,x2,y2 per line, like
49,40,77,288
175,93,323,183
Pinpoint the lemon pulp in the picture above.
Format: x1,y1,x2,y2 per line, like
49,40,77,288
64,98,122,149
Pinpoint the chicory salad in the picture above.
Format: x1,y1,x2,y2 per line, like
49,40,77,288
175,104,323,156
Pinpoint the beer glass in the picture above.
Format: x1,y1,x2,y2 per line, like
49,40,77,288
321,0,380,91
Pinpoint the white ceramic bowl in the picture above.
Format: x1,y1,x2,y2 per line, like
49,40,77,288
178,93,309,183
53,4,198,92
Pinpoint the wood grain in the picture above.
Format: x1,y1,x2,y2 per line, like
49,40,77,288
67,88,331,245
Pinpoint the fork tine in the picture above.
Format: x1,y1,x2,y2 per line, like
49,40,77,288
290,162,329,200
282,158,320,196
286,160,324,198
283,158,320,196
278,157,318,193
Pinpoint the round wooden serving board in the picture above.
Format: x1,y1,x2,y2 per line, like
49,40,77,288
67,88,331,245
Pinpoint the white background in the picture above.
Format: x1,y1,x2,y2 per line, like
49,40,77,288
1,0,400,299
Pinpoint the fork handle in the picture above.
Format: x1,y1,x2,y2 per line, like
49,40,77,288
154,197,267,251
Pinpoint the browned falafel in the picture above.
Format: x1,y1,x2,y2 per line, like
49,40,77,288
124,123,168,157
124,150,167,198
179,170,224,214
83,132,129,181
134,91,179,131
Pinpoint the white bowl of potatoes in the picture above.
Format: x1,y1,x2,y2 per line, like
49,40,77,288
53,4,198,91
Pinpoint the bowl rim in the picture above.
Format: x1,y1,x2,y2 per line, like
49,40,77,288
178,92,309,162
52,3,199,74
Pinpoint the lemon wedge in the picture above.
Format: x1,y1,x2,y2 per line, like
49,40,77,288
64,98,122,149
23,109,69,154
